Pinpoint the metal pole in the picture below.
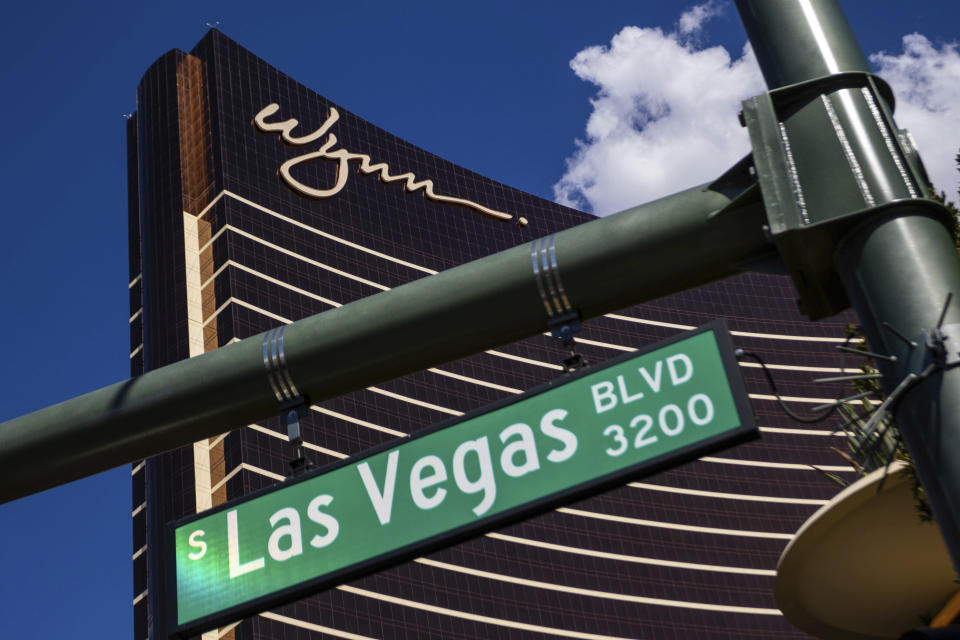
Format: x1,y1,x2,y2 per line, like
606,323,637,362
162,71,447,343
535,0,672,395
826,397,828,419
0,183,770,503
838,215,960,569
735,0,960,571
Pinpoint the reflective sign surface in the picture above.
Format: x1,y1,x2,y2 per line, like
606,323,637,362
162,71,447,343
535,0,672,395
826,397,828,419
169,321,755,634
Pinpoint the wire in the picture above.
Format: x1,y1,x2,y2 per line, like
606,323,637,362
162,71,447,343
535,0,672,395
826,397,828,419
736,325,955,430
735,349,844,423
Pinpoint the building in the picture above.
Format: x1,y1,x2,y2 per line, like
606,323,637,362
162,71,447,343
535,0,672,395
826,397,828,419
129,30,857,639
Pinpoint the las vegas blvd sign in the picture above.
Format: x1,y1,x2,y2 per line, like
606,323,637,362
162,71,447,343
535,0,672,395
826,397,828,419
168,321,756,634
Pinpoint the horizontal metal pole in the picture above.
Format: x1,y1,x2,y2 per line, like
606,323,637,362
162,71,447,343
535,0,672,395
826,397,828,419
0,184,772,503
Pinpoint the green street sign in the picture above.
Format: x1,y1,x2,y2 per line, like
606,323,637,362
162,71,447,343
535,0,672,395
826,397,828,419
166,320,756,635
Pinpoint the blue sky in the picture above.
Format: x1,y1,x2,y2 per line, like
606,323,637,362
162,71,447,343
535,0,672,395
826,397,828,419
0,2,958,637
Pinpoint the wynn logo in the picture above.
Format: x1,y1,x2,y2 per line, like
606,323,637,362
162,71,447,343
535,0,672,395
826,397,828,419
254,104,526,226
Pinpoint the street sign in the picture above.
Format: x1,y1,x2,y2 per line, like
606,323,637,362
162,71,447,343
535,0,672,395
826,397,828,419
166,320,756,635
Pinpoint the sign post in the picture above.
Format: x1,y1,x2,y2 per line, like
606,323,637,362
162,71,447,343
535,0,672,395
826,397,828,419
734,0,960,573
167,321,755,635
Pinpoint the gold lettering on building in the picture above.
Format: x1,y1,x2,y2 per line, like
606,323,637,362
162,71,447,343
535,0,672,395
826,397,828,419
254,103,527,226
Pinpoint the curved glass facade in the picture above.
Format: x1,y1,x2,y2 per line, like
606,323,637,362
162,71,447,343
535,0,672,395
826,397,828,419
129,29,854,639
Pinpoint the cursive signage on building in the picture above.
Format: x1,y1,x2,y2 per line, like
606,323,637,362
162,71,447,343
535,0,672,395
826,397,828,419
254,104,526,226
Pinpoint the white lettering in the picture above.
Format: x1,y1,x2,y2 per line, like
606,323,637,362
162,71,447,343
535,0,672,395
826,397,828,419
268,507,304,562
591,381,618,414
630,414,657,448
227,510,265,578
410,455,448,510
358,450,400,525
603,424,628,457
307,494,340,548
666,354,693,385
616,374,644,404
659,404,685,436
452,437,497,517
187,530,206,560
688,393,714,426
499,423,541,478
540,409,578,463
638,361,663,393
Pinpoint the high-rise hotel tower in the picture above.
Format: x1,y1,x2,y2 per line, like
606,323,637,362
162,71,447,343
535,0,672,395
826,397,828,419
129,30,855,639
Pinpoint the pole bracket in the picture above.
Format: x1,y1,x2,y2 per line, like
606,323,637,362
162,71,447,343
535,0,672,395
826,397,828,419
531,234,586,372
263,325,301,403
262,325,311,475
279,396,311,476
740,71,953,319
549,310,585,373
927,293,960,367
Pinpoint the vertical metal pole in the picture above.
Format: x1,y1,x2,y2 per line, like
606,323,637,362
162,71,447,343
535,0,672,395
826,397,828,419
736,0,960,571
837,217,960,568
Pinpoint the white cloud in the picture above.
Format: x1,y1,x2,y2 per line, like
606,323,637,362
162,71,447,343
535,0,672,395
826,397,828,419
554,4,765,215
555,6,960,215
871,34,960,201
677,0,724,37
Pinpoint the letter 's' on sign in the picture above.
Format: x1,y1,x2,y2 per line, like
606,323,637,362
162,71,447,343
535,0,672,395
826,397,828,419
168,320,755,636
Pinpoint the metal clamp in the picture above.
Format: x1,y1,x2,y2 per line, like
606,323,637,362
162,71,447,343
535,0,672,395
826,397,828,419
263,325,310,475
280,397,311,476
927,325,960,366
262,325,300,402
531,235,572,319
531,235,585,372
741,71,953,319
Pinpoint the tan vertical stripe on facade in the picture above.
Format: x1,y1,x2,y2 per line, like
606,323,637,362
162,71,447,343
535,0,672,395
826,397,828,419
177,52,233,640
